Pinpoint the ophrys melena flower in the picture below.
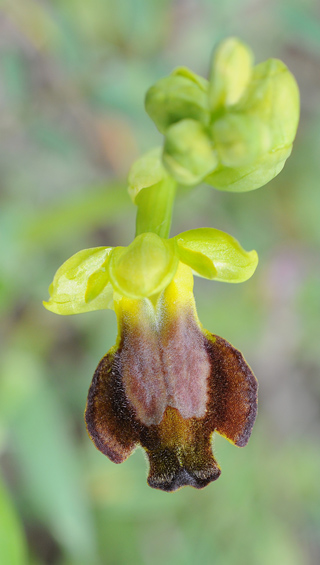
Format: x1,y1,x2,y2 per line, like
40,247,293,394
44,229,258,491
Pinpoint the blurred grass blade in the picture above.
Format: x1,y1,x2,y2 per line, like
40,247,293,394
11,368,98,563
24,183,130,246
0,473,27,565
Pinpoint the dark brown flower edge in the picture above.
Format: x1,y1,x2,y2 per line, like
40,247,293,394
85,333,257,492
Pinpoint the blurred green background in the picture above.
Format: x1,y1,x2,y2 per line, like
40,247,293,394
1,0,320,563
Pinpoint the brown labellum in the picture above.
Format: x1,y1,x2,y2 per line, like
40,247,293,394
85,321,257,492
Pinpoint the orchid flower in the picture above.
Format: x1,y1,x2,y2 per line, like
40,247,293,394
44,36,299,491
44,229,258,491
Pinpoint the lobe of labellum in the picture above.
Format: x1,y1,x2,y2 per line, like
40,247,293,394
115,275,211,426
140,407,221,492
157,262,211,420
117,298,168,426
160,302,210,419
85,352,139,463
205,334,258,446
84,311,257,490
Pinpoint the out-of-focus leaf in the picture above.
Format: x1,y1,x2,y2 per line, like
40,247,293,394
23,183,130,246
9,353,98,563
0,473,27,565
3,0,62,50
1,52,27,107
279,4,320,47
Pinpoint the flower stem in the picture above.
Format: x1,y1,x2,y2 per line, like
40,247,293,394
135,178,177,239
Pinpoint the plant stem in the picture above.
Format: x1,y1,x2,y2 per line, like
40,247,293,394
135,178,177,239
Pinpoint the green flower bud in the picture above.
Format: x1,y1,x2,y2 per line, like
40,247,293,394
239,58,300,149
206,58,299,192
212,113,271,168
142,38,299,193
172,66,209,91
205,146,292,192
145,70,209,134
163,119,218,185
209,37,253,111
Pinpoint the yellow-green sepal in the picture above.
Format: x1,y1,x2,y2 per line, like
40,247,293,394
43,247,114,315
209,37,253,111
108,233,179,299
163,119,218,185
145,71,209,134
175,228,258,282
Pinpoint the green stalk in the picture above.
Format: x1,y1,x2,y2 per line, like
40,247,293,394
135,178,177,239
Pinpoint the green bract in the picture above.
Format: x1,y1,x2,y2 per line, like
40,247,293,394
128,148,177,239
44,229,258,315
145,37,299,191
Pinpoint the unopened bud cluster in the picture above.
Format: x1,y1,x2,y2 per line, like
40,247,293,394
145,38,299,192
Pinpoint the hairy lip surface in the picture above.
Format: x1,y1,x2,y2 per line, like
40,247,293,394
85,330,257,492
119,300,210,426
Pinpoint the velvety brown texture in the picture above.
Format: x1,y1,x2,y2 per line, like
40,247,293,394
117,300,210,426
85,332,257,492
204,334,258,447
